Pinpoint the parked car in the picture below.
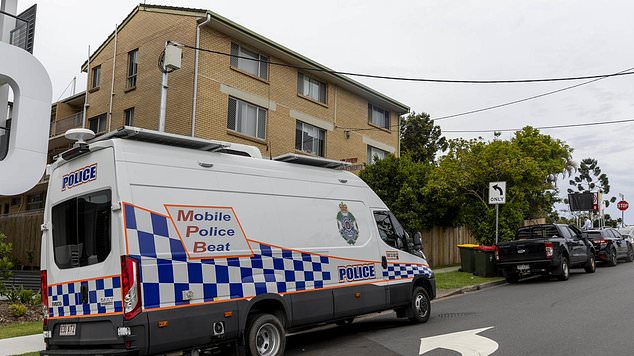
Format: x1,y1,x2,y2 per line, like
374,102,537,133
617,226,634,245
584,228,634,266
495,224,596,283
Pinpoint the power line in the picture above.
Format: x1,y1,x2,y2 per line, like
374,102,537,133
434,66,634,121
179,43,634,84
442,117,634,133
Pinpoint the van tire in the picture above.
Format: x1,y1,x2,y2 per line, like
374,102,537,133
407,287,431,323
246,313,286,356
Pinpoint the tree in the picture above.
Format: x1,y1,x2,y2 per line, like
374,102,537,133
359,154,435,234
427,127,572,244
0,233,13,295
400,112,448,164
567,158,616,207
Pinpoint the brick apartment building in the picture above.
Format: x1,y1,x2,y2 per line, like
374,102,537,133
0,4,408,267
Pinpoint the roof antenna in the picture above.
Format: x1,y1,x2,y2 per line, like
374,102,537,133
65,128,95,148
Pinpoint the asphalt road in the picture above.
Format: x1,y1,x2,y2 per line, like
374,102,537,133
285,261,634,355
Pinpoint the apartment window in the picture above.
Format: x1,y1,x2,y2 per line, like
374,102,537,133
91,65,101,89
89,114,107,134
127,49,139,88
227,97,266,140
368,104,390,129
367,145,387,164
230,43,268,80
297,73,327,104
26,192,45,210
124,107,134,126
295,121,325,157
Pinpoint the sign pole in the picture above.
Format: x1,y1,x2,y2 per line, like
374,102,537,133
495,204,499,244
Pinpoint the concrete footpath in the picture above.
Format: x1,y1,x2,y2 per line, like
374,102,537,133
0,333,44,356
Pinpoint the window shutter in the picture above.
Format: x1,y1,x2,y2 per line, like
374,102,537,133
259,55,269,79
257,108,266,139
297,73,304,95
230,43,239,67
319,82,326,103
227,97,237,130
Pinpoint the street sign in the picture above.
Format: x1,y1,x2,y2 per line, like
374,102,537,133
617,200,629,211
419,326,498,355
488,181,506,204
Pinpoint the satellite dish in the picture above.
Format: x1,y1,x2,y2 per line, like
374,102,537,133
65,128,95,145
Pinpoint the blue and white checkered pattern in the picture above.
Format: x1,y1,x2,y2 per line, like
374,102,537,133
48,276,122,318
124,204,331,310
383,263,433,280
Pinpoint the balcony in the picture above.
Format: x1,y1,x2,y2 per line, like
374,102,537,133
50,112,82,137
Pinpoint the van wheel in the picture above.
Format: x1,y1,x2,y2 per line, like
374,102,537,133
246,313,285,356
407,287,431,323
557,256,569,281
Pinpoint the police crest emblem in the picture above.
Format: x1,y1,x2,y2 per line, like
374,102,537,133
337,202,359,245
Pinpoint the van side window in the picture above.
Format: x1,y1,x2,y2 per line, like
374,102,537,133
51,190,111,269
374,211,397,247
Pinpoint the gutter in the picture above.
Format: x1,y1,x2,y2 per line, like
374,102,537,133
191,13,212,137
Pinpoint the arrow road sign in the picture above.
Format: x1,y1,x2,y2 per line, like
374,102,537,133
419,326,499,356
489,181,506,204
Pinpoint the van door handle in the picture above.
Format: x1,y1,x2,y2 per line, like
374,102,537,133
381,256,388,269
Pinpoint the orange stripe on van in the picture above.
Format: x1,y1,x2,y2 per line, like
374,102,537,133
48,311,124,320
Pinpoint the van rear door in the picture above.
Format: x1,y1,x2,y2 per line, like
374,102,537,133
43,147,127,348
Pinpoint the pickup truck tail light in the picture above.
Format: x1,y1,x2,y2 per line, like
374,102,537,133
544,242,554,258
494,246,500,261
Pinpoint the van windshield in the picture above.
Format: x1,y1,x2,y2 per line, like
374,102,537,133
51,190,111,269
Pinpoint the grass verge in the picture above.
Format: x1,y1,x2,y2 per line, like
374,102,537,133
0,321,41,340
435,271,503,290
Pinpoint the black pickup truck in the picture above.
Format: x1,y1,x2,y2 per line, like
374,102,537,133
495,224,596,283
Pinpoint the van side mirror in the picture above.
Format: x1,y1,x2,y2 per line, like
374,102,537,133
414,232,423,250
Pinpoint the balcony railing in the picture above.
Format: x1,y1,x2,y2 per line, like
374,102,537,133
50,112,82,137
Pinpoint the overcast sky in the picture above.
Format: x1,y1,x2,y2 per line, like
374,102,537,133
14,0,634,224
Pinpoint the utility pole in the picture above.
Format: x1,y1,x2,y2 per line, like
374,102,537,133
158,41,182,132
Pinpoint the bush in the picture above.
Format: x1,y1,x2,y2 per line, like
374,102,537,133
4,286,39,305
9,303,27,318
0,232,14,294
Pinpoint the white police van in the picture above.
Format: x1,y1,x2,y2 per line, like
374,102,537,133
40,127,435,356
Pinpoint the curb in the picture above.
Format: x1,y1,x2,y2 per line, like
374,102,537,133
436,279,507,299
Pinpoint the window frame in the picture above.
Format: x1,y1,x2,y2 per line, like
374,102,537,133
227,96,267,140
295,120,326,157
297,73,327,104
367,145,388,164
91,65,101,89
127,49,139,89
230,42,269,80
368,103,390,129
124,107,135,126
88,113,107,134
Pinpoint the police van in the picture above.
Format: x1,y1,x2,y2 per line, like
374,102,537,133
40,127,436,356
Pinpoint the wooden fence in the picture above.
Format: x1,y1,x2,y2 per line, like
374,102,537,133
421,225,476,267
0,210,43,268
0,209,472,269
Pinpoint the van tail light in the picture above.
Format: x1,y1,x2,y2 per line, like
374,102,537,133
545,242,554,259
121,256,141,321
494,246,500,262
41,270,48,327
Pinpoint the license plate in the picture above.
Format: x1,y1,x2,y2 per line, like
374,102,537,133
517,264,530,272
59,323,76,336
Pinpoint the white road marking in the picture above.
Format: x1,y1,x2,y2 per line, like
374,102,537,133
419,326,498,356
